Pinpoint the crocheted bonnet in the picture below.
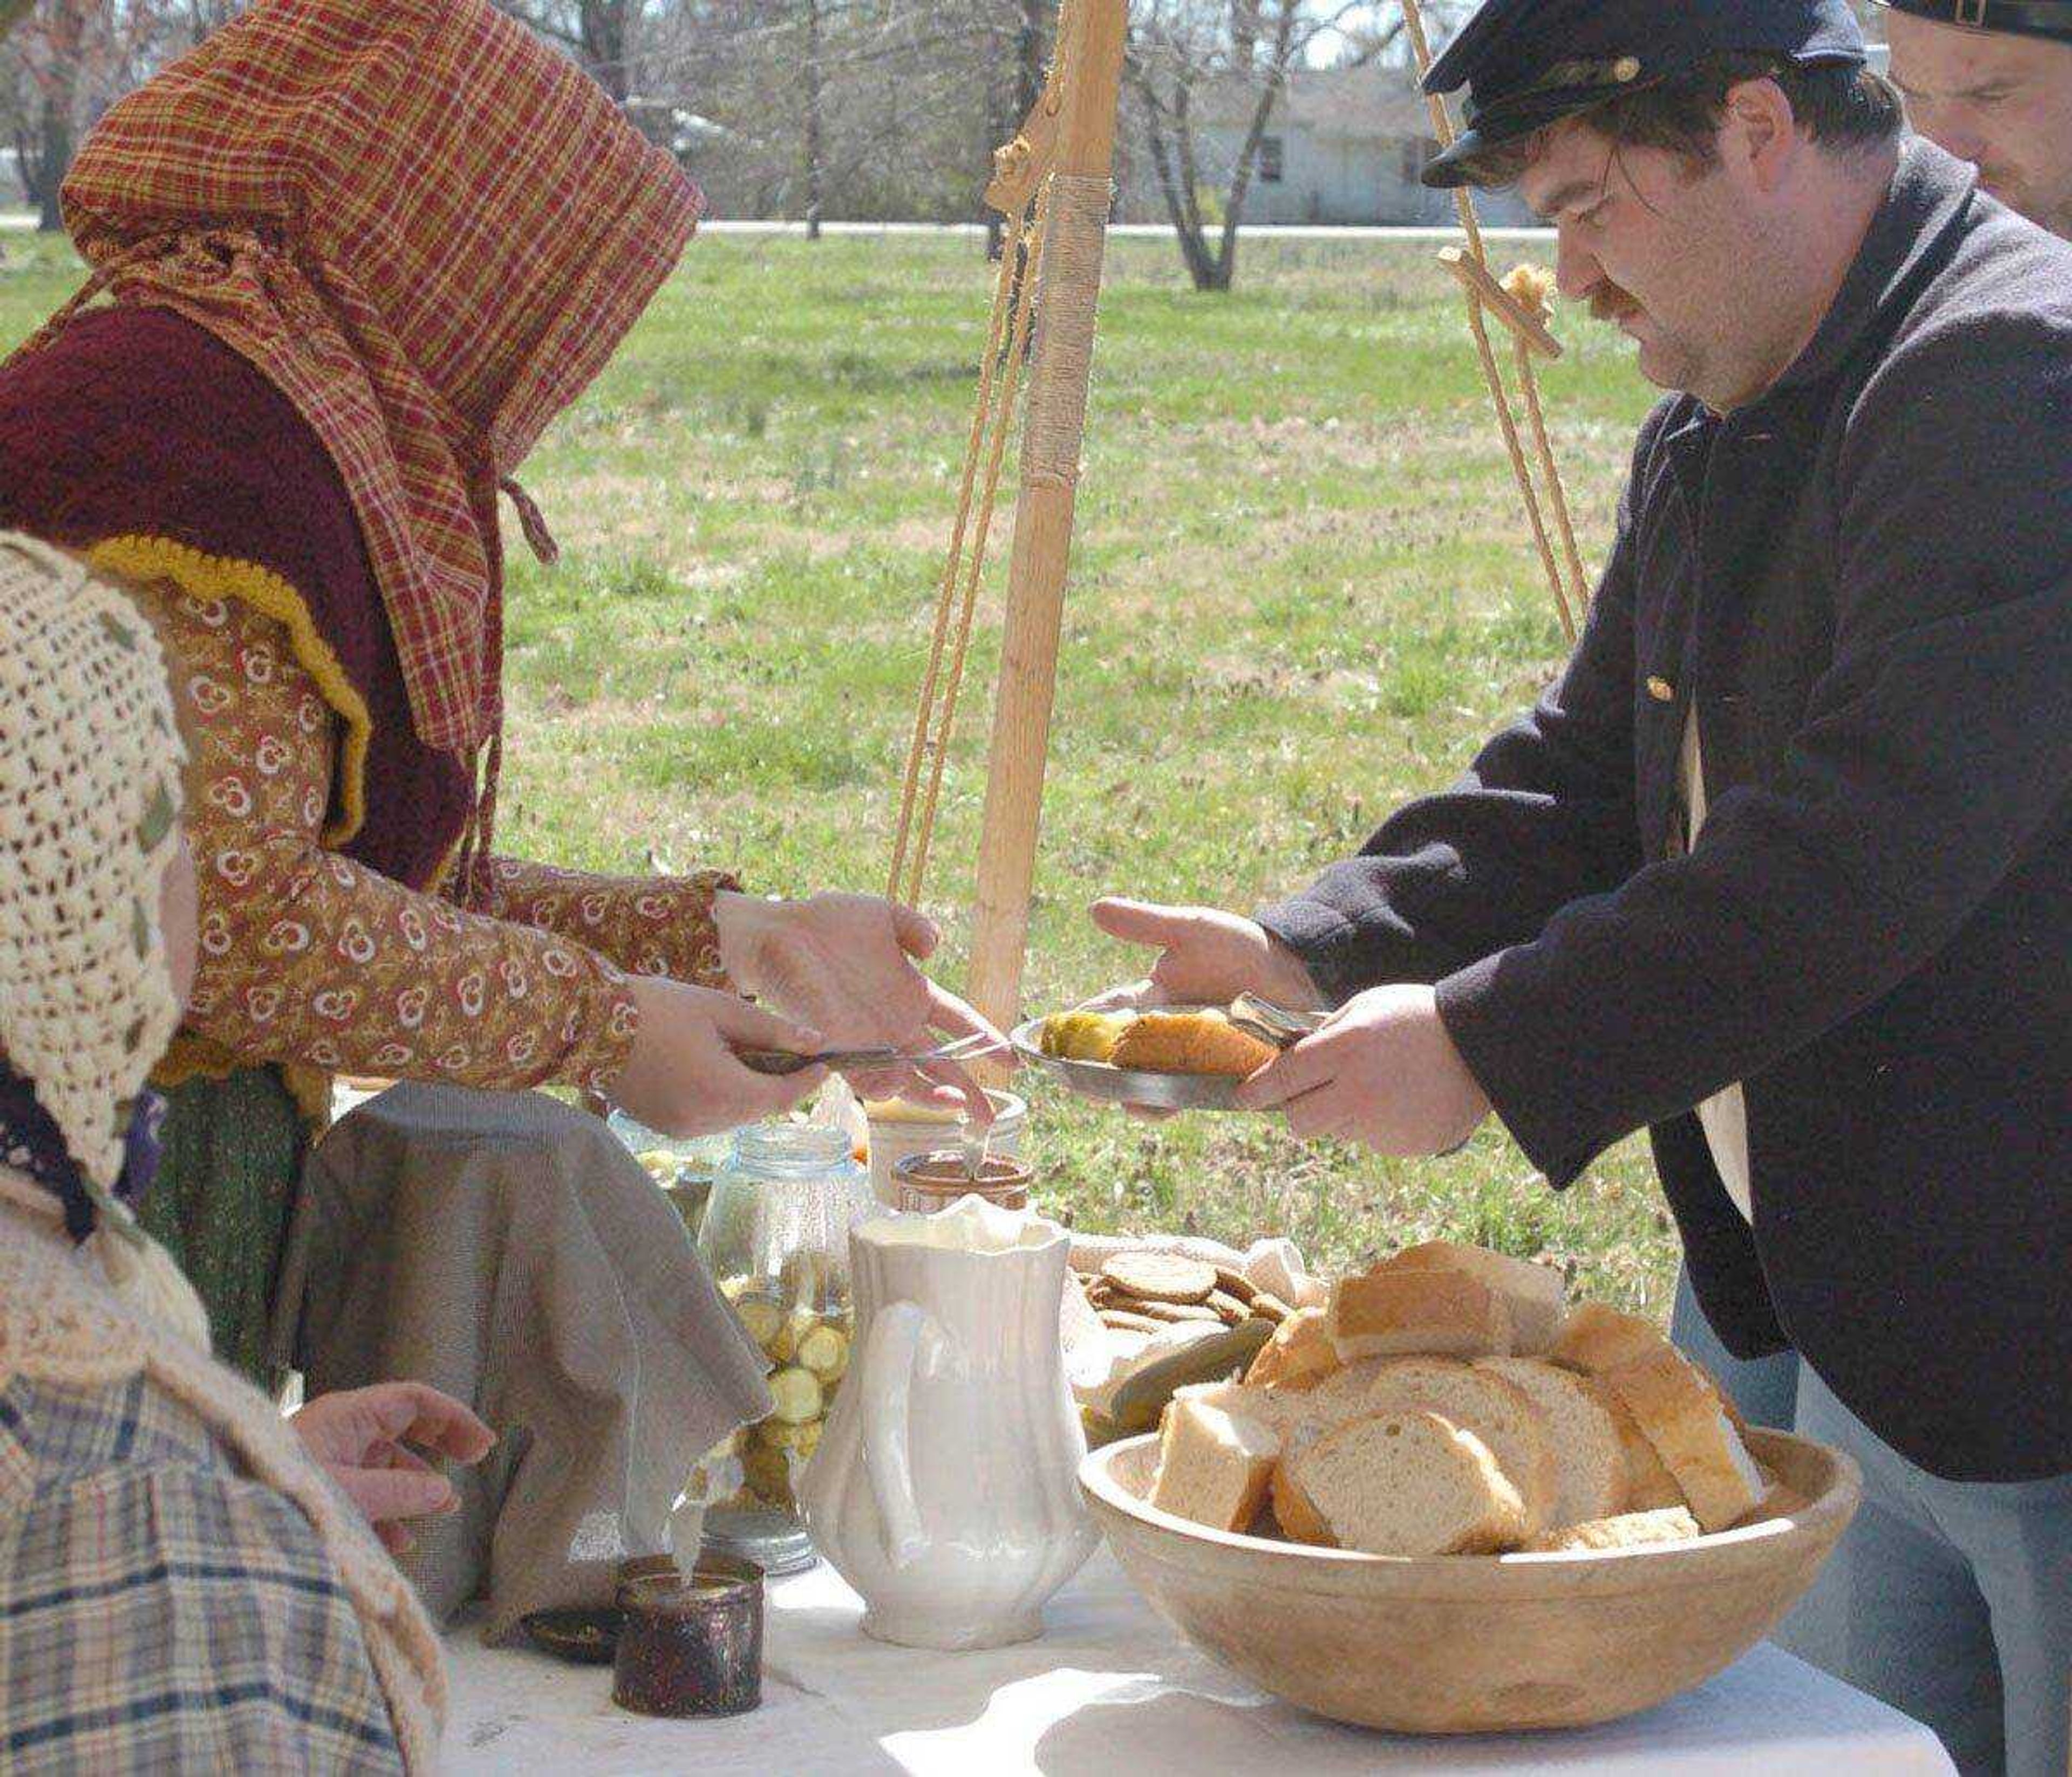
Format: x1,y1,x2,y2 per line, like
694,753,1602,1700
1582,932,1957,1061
0,533,188,1189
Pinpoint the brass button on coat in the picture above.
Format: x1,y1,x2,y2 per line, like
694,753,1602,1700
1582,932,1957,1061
1646,676,1675,702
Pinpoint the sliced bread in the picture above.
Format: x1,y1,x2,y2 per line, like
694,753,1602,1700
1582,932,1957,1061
1268,1451,1337,1546
1521,1506,1702,1554
1148,1395,1280,1533
1243,1305,1341,1391
1600,1346,1765,1533
1475,1356,1625,1528
1548,1301,1666,1376
1603,1388,1688,1512
1326,1268,1513,1362
1359,1356,1557,1536
1171,1378,1314,1442
1276,1411,1528,1556
1383,1241,1567,1354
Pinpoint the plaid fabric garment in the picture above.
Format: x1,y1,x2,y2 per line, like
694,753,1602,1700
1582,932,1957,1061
45,0,702,756
0,1372,404,1773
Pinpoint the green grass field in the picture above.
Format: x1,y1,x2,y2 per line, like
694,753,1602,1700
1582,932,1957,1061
0,225,1680,1313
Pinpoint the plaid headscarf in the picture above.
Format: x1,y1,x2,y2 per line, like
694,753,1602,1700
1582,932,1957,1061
39,0,702,760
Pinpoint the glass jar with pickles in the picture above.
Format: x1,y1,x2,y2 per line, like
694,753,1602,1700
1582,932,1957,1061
691,1121,870,1574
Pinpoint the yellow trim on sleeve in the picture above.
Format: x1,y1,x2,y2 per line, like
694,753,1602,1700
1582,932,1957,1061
85,534,372,852
148,1039,335,1135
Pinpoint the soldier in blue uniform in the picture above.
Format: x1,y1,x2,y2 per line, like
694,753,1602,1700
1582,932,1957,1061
1092,2,2072,1767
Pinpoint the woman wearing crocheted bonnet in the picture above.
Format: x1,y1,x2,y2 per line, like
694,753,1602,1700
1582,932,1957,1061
0,0,998,1386
0,533,487,1770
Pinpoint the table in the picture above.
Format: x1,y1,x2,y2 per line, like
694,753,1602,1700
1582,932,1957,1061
443,1549,1954,1775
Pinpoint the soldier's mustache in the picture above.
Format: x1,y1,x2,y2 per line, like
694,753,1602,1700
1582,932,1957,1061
1590,280,1642,324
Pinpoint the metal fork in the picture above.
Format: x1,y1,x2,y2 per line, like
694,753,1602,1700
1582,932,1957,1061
733,1029,1004,1077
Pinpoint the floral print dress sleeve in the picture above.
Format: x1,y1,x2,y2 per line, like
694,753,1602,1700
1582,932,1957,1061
467,858,738,989
140,583,644,1096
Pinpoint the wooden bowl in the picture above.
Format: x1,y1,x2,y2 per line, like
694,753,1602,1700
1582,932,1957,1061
1080,1427,1860,1734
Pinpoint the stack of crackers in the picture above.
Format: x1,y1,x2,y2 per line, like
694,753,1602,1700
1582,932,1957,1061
1079,1252,1294,1338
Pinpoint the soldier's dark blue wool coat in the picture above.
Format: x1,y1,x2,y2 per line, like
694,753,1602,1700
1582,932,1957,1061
1259,141,2072,1482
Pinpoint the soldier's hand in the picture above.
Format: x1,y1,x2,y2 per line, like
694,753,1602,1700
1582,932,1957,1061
1087,897,1324,1012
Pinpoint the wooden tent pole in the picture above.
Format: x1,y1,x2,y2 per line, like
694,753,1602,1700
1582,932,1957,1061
964,0,1128,1040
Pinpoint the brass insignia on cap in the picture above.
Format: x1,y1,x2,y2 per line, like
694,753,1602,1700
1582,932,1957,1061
1520,56,1652,100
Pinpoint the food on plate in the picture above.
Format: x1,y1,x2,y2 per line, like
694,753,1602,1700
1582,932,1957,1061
1522,1505,1702,1554
1144,1241,1773,1560
1107,1010,1278,1078
1326,1267,1515,1360
1148,1395,1280,1533
1274,1411,1528,1556
1038,1010,1133,1063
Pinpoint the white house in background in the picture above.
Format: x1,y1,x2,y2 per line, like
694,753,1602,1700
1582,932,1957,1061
1119,61,1536,228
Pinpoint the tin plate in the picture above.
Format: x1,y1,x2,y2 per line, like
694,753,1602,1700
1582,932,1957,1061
1010,1012,1247,1112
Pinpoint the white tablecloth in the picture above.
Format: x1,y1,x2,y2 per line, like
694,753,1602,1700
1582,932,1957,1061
442,1548,1954,1775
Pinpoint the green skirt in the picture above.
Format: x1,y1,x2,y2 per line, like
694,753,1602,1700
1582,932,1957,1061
138,1067,308,1386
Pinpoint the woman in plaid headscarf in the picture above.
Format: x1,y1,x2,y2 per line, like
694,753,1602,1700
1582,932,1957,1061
0,533,496,1773
0,0,995,1380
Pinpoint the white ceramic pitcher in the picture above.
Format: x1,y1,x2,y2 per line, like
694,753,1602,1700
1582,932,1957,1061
800,1195,1096,1650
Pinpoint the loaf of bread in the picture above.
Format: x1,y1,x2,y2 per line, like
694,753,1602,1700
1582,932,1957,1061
1107,1010,1279,1077
1148,1395,1281,1533
1383,1241,1566,1355
1274,1411,1528,1556
1600,1346,1764,1533
1475,1356,1626,1529
1327,1268,1514,1361
1521,1506,1701,1554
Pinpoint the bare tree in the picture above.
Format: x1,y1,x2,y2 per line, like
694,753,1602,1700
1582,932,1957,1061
1126,0,1386,291
801,0,822,237
495,0,662,103
9,0,177,227
176,0,238,47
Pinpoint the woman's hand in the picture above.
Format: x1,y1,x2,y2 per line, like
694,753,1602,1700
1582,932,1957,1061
613,976,830,1136
713,890,1004,1121
290,1382,495,1555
